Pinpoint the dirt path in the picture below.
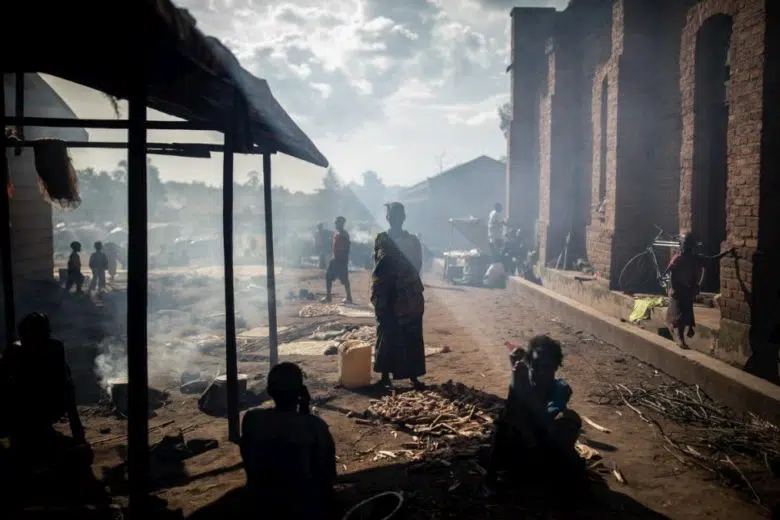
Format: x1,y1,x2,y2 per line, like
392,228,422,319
418,278,770,519
20,268,773,519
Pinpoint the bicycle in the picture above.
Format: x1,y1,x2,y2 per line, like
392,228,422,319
617,225,686,294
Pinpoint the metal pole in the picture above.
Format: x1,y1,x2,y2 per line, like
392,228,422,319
0,81,16,345
223,90,239,443
263,153,279,368
127,72,150,517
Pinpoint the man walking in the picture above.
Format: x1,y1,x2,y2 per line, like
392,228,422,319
323,216,353,304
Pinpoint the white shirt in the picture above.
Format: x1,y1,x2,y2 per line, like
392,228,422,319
488,210,503,242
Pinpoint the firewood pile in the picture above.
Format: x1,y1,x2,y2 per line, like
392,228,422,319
339,325,376,343
597,382,780,508
364,381,503,462
299,303,341,317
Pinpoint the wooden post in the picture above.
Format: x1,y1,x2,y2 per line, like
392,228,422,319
14,73,24,157
126,74,150,516
263,153,279,368
0,81,15,345
223,89,240,443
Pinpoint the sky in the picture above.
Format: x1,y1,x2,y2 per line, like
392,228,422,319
46,0,568,192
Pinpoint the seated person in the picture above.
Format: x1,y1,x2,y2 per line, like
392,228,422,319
484,335,583,494
0,313,95,511
0,313,85,452
240,362,336,520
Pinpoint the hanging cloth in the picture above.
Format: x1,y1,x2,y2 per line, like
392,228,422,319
32,139,81,211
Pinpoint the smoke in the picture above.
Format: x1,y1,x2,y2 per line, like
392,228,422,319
59,161,393,397
93,277,236,393
93,309,214,393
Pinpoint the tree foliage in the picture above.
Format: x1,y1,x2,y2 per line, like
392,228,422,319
498,102,512,138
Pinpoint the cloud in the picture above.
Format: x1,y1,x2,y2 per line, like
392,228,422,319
176,0,534,185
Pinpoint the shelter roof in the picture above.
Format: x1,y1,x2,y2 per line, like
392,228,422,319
2,0,328,167
3,74,88,142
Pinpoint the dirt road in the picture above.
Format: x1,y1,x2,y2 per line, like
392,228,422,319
418,277,771,519
18,268,773,519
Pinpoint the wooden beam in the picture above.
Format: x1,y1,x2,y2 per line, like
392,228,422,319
263,152,280,368
223,89,240,443
126,74,150,515
14,73,24,157
3,140,272,156
4,116,220,131
0,80,17,345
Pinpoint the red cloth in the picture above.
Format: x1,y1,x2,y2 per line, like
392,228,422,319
332,231,350,263
666,252,704,297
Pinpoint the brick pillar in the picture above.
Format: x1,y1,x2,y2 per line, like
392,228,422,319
610,0,668,287
585,0,624,283
538,32,583,268
506,8,557,242
679,0,767,365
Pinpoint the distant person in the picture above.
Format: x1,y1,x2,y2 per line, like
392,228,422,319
103,241,124,282
65,241,84,294
484,335,582,496
0,313,86,455
323,216,353,304
314,223,330,269
417,234,434,274
88,241,108,293
372,202,426,390
488,202,505,261
240,362,336,519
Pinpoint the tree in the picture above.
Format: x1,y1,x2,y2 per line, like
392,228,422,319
361,170,384,191
498,102,512,138
112,160,128,183
146,158,167,219
322,167,341,192
316,168,343,220
245,170,261,190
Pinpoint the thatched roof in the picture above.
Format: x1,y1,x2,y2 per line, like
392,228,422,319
2,0,328,167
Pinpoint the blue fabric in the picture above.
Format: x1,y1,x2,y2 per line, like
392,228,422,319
546,379,572,417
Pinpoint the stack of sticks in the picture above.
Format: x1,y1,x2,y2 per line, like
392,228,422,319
365,381,502,461
600,382,779,508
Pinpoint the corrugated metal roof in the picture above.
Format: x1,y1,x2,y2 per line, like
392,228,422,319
401,155,505,194
3,74,88,142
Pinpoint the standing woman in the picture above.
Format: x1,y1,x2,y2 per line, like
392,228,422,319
665,233,705,348
371,202,426,389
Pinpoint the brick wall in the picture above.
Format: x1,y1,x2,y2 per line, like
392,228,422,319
680,0,766,329
538,41,554,265
507,8,557,239
585,0,623,282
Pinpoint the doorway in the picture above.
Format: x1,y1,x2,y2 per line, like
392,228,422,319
692,15,732,293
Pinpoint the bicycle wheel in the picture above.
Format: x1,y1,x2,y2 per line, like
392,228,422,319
618,250,658,294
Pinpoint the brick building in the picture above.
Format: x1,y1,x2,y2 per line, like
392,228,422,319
506,0,779,371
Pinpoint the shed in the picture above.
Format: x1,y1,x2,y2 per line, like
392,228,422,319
4,74,87,281
398,155,505,252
